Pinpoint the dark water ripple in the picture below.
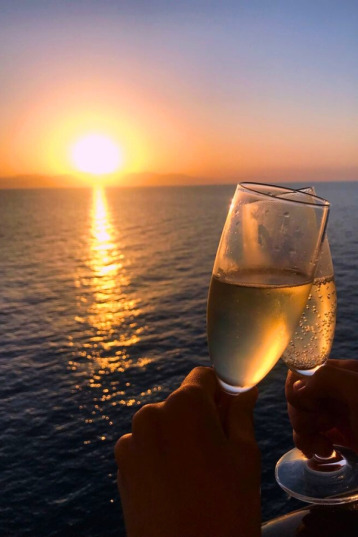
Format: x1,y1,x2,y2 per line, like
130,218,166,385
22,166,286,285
1,182,358,536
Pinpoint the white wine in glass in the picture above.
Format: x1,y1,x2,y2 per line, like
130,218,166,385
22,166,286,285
281,191,337,376
207,269,311,392
281,272,336,375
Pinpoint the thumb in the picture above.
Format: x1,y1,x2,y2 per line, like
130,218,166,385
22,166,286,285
224,387,258,444
224,388,261,483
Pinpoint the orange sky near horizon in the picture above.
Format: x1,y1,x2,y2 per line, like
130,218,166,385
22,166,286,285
1,1,357,187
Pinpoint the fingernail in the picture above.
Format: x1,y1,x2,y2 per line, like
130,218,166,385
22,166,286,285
293,379,306,392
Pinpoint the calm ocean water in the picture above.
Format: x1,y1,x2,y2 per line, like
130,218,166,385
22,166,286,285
2,182,358,536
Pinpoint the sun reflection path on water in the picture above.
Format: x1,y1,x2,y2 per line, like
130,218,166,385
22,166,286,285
87,186,138,354
70,187,158,419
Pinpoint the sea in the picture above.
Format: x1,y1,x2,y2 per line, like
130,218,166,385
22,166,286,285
1,181,358,537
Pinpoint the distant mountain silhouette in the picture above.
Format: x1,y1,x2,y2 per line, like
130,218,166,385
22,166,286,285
118,172,221,187
0,174,81,189
2,171,357,190
0,172,225,189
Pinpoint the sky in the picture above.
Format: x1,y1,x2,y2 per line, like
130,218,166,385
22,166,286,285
0,0,357,186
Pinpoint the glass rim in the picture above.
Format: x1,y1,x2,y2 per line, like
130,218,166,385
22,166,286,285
239,181,330,209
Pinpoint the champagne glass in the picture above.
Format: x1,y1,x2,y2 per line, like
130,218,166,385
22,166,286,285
207,182,330,395
275,188,358,505
281,187,336,376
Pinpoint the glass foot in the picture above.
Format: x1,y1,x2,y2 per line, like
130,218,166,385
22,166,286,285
275,446,358,505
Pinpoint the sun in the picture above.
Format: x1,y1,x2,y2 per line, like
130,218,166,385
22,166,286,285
71,133,123,175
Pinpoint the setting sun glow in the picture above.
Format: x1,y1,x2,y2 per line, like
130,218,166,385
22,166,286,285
71,134,123,175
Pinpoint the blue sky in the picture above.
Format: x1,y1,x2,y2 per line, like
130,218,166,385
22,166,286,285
0,0,357,183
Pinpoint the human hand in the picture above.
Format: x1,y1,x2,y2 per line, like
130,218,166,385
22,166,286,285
286,359,358,458
115,366,261,537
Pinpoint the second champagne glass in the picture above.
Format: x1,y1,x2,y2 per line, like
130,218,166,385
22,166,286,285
276,188,358,505
281,187,336,376
207,182,330,395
